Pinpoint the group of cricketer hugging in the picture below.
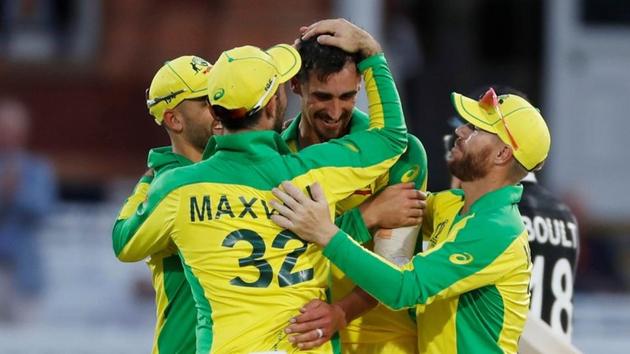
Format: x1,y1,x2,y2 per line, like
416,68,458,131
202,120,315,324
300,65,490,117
112,18,552,354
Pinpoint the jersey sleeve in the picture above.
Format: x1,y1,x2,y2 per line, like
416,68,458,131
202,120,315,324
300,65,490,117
115,174,153,220
112,173,181,262
335,207,372,245
291,53,408,203
323,217,526,311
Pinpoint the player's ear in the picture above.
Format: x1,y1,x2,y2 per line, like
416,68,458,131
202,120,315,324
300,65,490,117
264,94,277,119
211,118,223,136
163,109,183,133
495,144,514,166
290,77,301,95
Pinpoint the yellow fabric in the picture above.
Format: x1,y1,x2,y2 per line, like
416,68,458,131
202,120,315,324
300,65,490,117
115,178,181,353
340,335,418,354
148,55,212,124
208,44,301,112
117,159,402,353
116,182,150,220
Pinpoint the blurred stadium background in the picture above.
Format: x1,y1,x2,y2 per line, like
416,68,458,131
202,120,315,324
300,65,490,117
0,0,629,352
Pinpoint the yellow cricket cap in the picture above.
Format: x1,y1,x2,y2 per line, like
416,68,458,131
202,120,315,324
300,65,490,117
147,55,212,124
451,89,551,171
207,44,301,118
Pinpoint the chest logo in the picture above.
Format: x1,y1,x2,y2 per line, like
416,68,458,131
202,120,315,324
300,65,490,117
449,252,474,265
401,165,420,183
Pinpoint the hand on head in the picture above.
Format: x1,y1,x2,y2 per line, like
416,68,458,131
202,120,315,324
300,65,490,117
299,18,382,58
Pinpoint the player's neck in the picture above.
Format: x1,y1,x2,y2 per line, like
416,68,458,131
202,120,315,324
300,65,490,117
297,117,322,148
460,174,513,214
171,140,202,163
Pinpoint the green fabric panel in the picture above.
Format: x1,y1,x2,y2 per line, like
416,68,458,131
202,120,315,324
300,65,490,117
456,286,504,353
148,146,193,178
335,207,372,245
388,133,428,188
138,175,154,185
331,331,342,354
158,255,197,354
180,257,213,354
402,211,520,304
323,186,524,310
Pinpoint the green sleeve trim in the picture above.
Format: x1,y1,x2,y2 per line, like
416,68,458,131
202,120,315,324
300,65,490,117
139,175,154,184
335,208,372,244
358,53,386,73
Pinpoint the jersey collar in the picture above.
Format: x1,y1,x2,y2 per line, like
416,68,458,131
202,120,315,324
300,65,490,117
468,184,523,214
203,130,292,161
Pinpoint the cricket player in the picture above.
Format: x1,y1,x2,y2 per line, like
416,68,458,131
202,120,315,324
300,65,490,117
113,55,221,354
113,18,408,354
272,88,549,353
444,86,580,343
280,35,427,353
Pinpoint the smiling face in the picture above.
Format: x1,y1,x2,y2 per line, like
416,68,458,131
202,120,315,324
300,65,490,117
295,61,361,144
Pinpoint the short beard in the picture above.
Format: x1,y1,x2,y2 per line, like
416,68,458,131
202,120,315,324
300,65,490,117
186,127,212,152
447,145,493,182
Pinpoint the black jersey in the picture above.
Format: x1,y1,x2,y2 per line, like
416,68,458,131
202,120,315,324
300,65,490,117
519,178,579,339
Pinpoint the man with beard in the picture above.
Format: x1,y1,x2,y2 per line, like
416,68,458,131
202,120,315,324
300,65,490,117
280,35,427,353
113,55,222,354
113,18,409,353
269,88,550,353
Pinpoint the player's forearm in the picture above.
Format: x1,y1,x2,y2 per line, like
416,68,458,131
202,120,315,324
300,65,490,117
113,189,175,262
323,230,420,310
334,286,378,325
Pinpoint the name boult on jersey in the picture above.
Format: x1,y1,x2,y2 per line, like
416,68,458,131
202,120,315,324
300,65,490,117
522,215,577,249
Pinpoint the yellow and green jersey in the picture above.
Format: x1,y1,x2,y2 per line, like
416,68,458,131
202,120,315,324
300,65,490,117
323,185,532,354
112,53,408,354
282,110,427,353
114,146,197,354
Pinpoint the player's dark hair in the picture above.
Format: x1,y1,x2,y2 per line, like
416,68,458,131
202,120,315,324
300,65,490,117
211,105,263,131
295,37,361,83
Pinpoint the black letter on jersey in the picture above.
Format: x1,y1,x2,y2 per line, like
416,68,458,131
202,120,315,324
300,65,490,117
260,199,276,219
190,196,212,222
238,196,258,219
215,195,235,219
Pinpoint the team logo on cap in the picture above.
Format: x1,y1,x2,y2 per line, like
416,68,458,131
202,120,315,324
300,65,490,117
213,88,225,100
191,56,210,73
449,252,474,265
